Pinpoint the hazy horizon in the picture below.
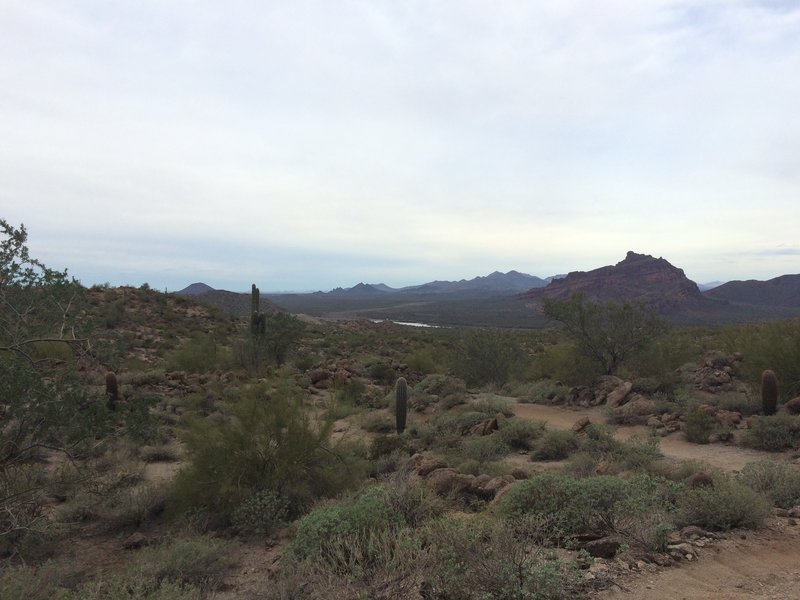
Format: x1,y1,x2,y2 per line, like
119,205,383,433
3,2,799,291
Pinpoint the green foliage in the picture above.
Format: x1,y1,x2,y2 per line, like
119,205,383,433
531,429,579,460
287,486,404,563
421,515,581,600
743,414,799,451
1,219,87,360
722,319,800,400
231,490,289,535
369,434,408,460
542,293,668,376
451,329,525,386
677,476,771,530
166,332,225,373
761,369,779,415
262,312,305,366
684,408,716,444
497,419,546,450
739,460,800,509
460,433,510,464
171,382,359,524
395,377,408,434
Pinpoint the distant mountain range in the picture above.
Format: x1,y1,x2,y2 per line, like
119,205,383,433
176,256,800,325
321,270,548,297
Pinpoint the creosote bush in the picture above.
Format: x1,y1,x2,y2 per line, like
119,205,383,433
739,460,800,509
743,414,799,451
677,476,771,531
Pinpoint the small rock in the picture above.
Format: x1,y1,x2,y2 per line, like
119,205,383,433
123,532,147,550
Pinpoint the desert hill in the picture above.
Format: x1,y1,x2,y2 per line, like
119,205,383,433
704,273,800,307
175,283,281,317
520,251,709,314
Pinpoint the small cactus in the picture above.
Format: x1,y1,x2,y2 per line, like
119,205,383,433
761,369,778,416
395,377,408,434
105,372,119,411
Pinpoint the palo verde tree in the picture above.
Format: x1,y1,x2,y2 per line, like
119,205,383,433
542,292,668,377
0,219,106,550
1,218,88,363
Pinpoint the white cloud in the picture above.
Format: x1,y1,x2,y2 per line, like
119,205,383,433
2,1,799,289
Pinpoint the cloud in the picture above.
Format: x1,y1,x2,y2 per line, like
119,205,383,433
2,1,800,289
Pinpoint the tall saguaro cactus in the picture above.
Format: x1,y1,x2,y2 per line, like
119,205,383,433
250,284,266,336
395,377,408,434
761,369,778,416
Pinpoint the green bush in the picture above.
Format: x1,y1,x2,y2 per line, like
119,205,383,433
460,434,509,464
451,330,525,387
231,490,289,535
369,434,408,460
166,333,225,373
288,486,404,563
421,515,581,599
171,382,363,525
531,429,579,461
677,477,771,530
498,419,546,450
743,414,799,451
471,394,514,416
739,460,800,509
684,409,716,444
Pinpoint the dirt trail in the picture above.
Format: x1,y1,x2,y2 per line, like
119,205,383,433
510,401,778,472
598,521,800,600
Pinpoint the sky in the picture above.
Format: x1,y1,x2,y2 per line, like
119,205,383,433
2,1,799,292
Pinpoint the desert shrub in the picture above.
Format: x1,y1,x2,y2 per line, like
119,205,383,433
531,429,579,461
104,482,166,530
460,433,509,464
470,394,514,416
382,476,444,527
166,332,225,373
743,414,799,451
369,434,408,460
121,369,167,387
531,341,601,386
405,348,439,374
684,408,716,444
413,374,467,407
361,411,395,433
367,361,395,385
421,515,581,600
723,319,800,400
451,330,525,386
231,490,289,536
496,473,619,536
66,578,199,600
716,392,761,416
172,382,364,525
287,486,404,563
498,419,546,450
498,473,678,552
126,535,238,590
511,379,570,404
739,460,800,508
677,477,771,530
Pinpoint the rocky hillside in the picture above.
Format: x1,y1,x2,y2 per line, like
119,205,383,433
175,284,281,316
520,251,710,314
704,274,800,307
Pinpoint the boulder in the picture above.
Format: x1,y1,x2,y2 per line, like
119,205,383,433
782,397,800,415
584,536,624,559
612,395,655,421
122,532,148,550
606,382,633,408
572,416,592,433
426,468,474,497
308,368,331,385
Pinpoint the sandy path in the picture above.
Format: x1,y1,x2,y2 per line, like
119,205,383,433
598,521,800,600
510,401,779,472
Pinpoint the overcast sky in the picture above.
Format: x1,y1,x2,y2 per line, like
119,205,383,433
2,1,799,292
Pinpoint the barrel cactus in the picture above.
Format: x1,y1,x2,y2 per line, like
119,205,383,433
395,377,408,434
761,369,778,416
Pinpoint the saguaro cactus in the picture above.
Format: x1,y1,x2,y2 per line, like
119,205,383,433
761,369,778,416
395,377,408,434
106,372,119,411
250,284,265,335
